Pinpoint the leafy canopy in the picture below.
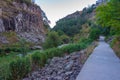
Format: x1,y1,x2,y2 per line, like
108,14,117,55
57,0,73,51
43,31,61,49
96,0,120,34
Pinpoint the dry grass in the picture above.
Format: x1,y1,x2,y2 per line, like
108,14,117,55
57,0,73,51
112,40,120,58
0,32,18,48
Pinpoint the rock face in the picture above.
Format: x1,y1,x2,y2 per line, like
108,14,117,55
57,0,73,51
0,0,49,45
23,51,84,80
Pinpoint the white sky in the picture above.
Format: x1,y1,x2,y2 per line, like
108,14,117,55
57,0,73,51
36,0,97,27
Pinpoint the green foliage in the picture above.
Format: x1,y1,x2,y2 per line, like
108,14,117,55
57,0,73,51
0,63,10,80
89,27,101,40
61,38,92,54
0,54,30,80
61,44,81,54
43,31,61,49
0,49,5,56
110,35,120,58
0,52,18,80
31,52,47,68
60,35,70,44
31,39,92,69
82,5,95,16
19,38,29,57
53,18,85,36
96,0,120,35
9,57,31,80
53,5,95,37
57,30,65,36
0,36,93,80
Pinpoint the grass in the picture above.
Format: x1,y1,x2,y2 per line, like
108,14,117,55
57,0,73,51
0,38,95,80
0,52,19,79
0,53,17,65
111,37,120,58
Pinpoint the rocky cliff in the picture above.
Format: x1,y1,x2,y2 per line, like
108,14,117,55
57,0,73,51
0,0,49,48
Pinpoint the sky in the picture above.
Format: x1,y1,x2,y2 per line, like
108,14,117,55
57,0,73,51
35,0,97,27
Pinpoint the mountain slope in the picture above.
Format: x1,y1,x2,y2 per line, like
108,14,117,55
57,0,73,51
53,5,96,36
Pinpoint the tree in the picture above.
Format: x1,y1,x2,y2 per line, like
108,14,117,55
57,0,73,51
43,31,61,49
89,27,101,40
96,0,120,35
60,35,70,44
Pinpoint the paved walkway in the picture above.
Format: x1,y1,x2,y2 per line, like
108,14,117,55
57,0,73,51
76,39,120,80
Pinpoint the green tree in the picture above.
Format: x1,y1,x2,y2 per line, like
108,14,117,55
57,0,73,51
89,27,101,40
96,0,120,34
60,35,70,44
43,31,61,49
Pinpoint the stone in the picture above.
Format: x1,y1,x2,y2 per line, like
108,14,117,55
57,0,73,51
31,46,42,50
0,36,9,44
0,19,5,32
0,8,2,16
65,61,74,71
65,71,73,76
23,3,27,10
23,51,84,80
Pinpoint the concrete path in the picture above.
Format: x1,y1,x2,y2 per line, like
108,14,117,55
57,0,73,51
76,38,120,80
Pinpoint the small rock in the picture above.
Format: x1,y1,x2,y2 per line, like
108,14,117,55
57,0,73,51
65,71,73,76
65,61,74,71
31,46,42,50
23,50,84,80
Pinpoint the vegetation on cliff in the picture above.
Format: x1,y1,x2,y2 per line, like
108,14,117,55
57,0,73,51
53,5,95,37
96,0,120,57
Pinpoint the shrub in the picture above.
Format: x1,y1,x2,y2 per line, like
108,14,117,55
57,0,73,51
0,63,10,80
60,38,92,54
0,36,93,80
61,44,82,54
89,28,101,40
31,48,65,68
0,49,5,56
43,31,61,49
60,35,70,44
9,57,31,80
31,52,41,69
45,48,64,58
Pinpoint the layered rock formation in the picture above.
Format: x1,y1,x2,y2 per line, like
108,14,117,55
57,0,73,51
0,0,49,46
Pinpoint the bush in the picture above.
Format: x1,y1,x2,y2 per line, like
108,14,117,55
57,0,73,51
31,52,41,68
89,28,101,40
9,57,31,80
60,35,70,44
0,64,10,80
0,37,93,80
0,49,5,56
44,48,64,59
61,44,84,54
43,31,61,49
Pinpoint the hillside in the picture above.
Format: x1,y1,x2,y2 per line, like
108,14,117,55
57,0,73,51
53,4,96,36
1,0,120,80
0,0,49,49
